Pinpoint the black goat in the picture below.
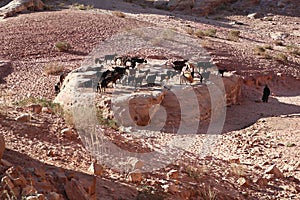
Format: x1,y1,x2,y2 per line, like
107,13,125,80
100,70,112,80
54,82,60,94
129,57,147,68
218,69,228,77
112,66,129,76
146,73,157,86
98,72,122,92
171,59,188,71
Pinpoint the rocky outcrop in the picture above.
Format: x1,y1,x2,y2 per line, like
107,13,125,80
0,0,44,18
55,64,242,134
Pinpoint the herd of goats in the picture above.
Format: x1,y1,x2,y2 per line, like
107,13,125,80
54,55,228,94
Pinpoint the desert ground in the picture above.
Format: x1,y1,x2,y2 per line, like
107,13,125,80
0,0,299,199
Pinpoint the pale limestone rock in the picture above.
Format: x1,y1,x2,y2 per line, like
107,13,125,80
15,113,31,122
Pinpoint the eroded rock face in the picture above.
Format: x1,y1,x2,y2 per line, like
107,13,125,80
113,75,242,132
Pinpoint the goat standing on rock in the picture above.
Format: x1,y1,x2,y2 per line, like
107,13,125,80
218,68,228,77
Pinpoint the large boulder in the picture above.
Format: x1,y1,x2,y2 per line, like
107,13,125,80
0,0,44,18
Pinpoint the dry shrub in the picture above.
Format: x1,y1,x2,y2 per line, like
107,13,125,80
253,46,265,55
274,40,284,46
203,29,217,37
185,27,194,35
228,30,240,41
201,40,213,49
286,45,300,56
194,30,205,38
112,11,126,18
274,53,288,62
44,62,64,75
55,41,71,52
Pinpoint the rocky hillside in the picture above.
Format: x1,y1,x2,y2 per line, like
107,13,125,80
0,0,299,200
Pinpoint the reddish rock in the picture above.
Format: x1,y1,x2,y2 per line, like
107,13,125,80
27,104,42,114
1,176,15,189
21,185,37,196
238,177,251,187
88,162,104,176
47,192,63,200
265,165,284,178
254,177,268,187
65,178,90,200
15,113,31,122
128,169,142,183
167,169,179,180
41,107,53,114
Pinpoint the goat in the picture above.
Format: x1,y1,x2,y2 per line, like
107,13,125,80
54,82,60,94
218,68,228,77
129,68,137,76
146,73,157,86
100,70,112,80
134,75,146,87
129,57,147,68
166,70,179,79
98,73,122,92
95,58,103,64
171,59,188,71
112,66,129,76
59,73,65,85
188,63,203,83
138,69,150,76
104,54,117,64
114,56,131,66
96,82,100,92
180,71,194,85
127,75,135,85
160,73,168,82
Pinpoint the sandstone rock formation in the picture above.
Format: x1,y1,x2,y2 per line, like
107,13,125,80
55,64,242,134
0,0,44,18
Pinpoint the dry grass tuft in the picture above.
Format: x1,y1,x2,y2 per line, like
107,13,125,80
55,41,71,52
112,11,126,18
44,62,64,75
228,30,240,41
